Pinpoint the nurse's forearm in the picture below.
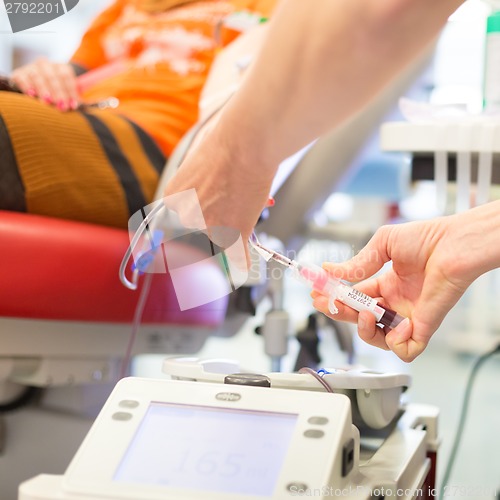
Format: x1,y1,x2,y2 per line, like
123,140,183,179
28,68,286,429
215,0,464,176
448,199,500,281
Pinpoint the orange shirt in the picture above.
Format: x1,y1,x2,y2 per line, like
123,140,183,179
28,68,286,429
71,0,276,156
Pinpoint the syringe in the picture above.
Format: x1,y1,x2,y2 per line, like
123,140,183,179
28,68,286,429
249,234,406,330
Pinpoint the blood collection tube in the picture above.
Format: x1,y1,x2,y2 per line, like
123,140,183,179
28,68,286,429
294,262,406,330
249,232,407,330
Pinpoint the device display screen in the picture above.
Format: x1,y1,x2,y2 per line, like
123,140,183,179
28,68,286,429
113,402,298,496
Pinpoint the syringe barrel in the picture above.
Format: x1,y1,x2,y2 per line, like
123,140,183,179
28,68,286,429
294,263,334,291
295,263,407,331
336,283,407,330
335,282,385,322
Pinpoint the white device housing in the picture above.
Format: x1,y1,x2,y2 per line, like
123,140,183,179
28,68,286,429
20,377,357,500
162,357,411,429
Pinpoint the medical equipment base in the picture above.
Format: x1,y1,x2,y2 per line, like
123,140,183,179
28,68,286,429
19,372,439,499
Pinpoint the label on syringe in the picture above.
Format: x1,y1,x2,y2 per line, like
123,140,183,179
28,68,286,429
296,263,385,322
337,284,385,321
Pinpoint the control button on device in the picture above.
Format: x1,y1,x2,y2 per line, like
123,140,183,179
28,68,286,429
118,400,139,409
286,482,309,494
307,416,329,425
112,412,133,421
303,429,325,439
224,373,271,387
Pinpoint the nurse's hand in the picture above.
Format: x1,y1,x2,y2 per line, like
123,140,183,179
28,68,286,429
312,208,498,362
11,58,80,111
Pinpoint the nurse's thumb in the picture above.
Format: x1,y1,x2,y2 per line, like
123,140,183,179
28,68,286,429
322,227,391,283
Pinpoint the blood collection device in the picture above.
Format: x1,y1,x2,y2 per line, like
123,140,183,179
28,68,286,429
249,234,406,330
294,262,405,330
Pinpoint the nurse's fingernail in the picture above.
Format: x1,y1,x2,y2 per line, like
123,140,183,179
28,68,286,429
393,317,411,335
358,313,367,331
70,99,79,110
26,88,36,97
42,93,52,104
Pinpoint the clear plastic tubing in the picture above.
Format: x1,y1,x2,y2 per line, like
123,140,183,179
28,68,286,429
294,262,406,330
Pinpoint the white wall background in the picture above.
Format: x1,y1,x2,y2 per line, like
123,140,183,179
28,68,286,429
0,0,113,74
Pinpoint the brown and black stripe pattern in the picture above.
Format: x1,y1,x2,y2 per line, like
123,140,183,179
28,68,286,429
0,91,166,228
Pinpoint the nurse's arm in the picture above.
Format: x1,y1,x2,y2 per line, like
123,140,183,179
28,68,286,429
164,0,464,242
